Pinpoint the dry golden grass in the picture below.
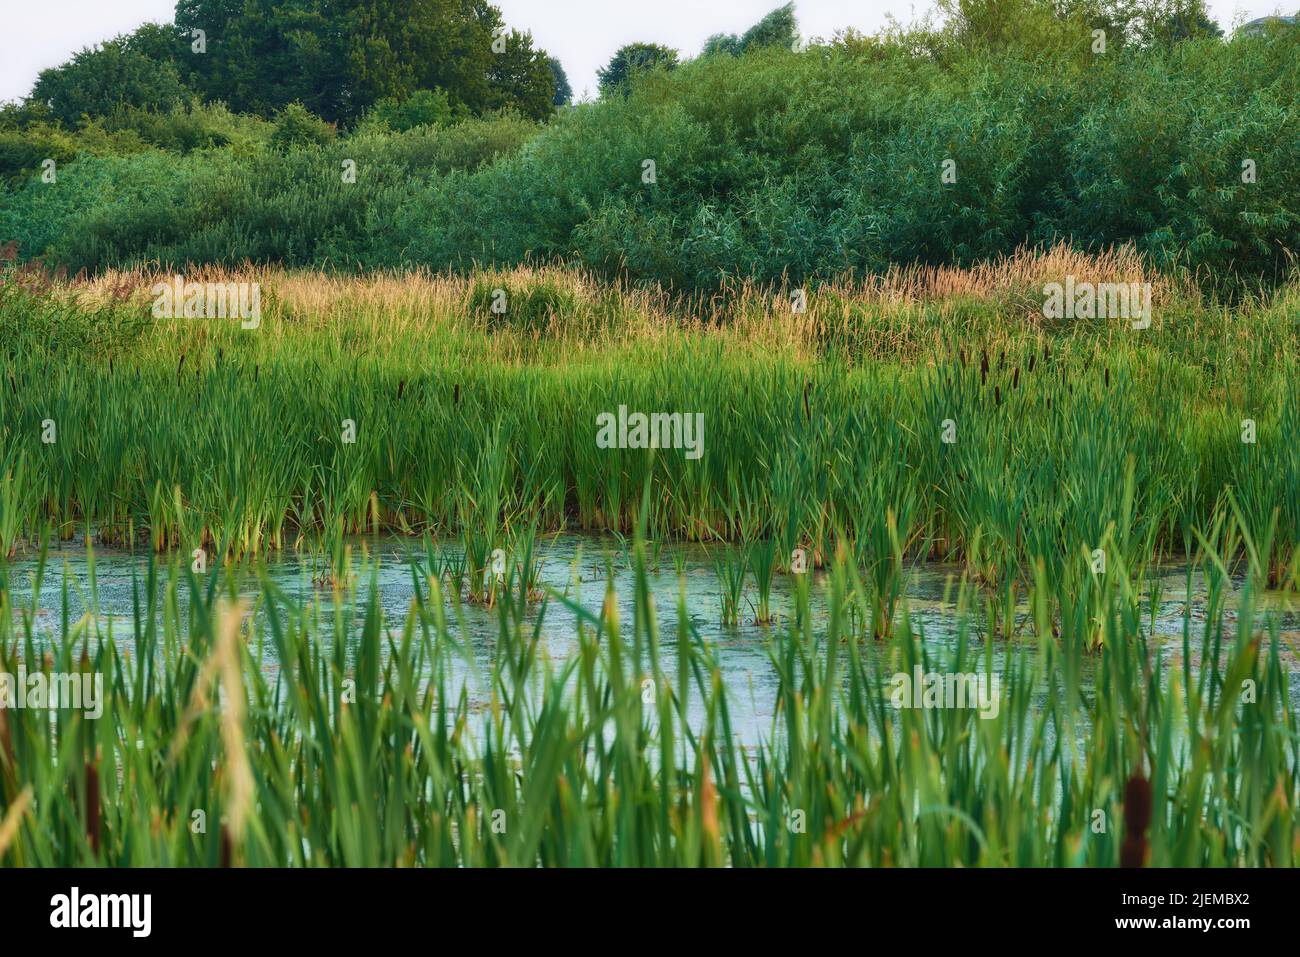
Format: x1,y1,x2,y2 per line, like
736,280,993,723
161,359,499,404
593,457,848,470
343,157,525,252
21,243,1282,371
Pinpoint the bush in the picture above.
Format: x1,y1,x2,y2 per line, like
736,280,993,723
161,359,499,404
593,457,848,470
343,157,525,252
0,126,78,185
270,103,337,151
363,89,456,133
3,23,1297,294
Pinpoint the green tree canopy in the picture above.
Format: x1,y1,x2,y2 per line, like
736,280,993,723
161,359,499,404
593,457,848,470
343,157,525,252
596,43,679,97
703,3,799,56
32,38,192,128
548,57,573,106
170,0,555,124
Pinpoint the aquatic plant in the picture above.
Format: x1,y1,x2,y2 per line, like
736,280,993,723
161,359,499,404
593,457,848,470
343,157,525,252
0,510,1293,867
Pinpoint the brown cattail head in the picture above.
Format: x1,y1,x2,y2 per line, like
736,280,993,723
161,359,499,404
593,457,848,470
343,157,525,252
1120,774,1152,867
85,758,101,856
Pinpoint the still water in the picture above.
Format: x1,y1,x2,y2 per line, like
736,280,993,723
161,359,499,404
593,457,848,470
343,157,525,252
4,533,1297,747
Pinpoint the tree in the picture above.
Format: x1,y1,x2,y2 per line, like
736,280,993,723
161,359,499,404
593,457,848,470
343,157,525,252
170,0,554,125
122,22,189,64
597,43,679,98
1127,0,1223,42
702,33,744,56
32,39,191,127
703,4,799,56
740,3,800,51
548,57,573,106
175,0,350,122
484,29,556,120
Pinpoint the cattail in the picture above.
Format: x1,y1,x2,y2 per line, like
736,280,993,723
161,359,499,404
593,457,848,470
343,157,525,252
0,707,11,787
994,385,1001,406
1120,774,1152,867
454,383,461,405
176,352,186,381
85,758,101,856
397,379,406,400
1028,351,1036,374
1012,366,1020,390
980,348,989,385
958,347,966,368
1104,367,1110,389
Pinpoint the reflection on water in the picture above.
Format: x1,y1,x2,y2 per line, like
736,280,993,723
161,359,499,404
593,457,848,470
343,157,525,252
4,533,1298,748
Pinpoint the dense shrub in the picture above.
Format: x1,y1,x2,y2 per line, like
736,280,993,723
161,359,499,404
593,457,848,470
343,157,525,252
362,89,456,133
3,26,1297,292
94,103,273,154
270,103,337,151
0,126,79,185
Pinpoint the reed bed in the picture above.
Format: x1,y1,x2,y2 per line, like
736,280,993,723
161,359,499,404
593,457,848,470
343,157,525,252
0,252,1297,591
0,503,1295,867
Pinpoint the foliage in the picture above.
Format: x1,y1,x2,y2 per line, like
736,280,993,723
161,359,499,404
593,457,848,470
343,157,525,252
2,6,1296,295
597,43,680,97
170,0,553,124
705,2,800,55
30,38,191,128
0,260,1295,576
270,103,337,151
363,89,455,133
548,57,573,106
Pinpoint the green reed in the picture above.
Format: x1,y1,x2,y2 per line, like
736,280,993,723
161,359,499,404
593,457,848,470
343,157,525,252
0,503,1294,867
0,266,1296,591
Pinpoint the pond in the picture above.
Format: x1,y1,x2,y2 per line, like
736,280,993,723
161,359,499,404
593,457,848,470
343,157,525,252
4,533,1298,749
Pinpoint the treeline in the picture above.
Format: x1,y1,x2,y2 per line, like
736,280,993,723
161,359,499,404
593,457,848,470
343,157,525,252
1,0,1298,293
22,0,560,128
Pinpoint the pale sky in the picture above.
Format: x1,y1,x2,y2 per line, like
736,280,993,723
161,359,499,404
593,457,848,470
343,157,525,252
0,0,1293,104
